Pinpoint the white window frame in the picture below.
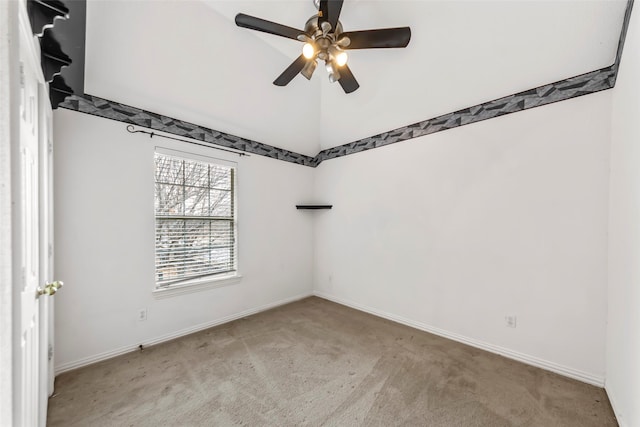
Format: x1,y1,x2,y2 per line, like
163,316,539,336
152,147,241,298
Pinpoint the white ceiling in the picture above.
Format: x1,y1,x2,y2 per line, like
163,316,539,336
84,0,628,157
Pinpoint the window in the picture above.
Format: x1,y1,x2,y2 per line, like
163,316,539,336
154,150,237,289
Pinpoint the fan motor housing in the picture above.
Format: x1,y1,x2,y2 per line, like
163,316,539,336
304,16,343,41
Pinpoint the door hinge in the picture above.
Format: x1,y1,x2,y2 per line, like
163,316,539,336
49,244,53,258
48,344,53,361
19,62,25,87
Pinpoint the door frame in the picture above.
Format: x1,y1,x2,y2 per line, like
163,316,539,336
0,1,21,425
38,75,55,425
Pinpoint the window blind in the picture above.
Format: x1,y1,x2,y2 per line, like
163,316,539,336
154,152,236,287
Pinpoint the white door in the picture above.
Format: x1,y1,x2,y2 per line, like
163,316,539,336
15,6,57,426
18,28,42,427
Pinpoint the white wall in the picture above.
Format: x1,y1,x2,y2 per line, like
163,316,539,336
53,109,315,371
314,91,612,384
607,6,640,427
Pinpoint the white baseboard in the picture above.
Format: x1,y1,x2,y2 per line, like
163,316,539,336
314,291,605,387
605,384,627,427
56,290,606,388
55,292,313,375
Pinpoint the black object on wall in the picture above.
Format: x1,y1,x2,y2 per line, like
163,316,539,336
296,205,333,210
28,0,68,36
49,75,75,108
40,29,71,82
27,0,86,108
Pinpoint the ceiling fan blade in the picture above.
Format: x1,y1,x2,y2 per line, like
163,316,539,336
338,65,359,93
235,13,305,41
273,55,308,86
318,0,344,31
341,27,411,49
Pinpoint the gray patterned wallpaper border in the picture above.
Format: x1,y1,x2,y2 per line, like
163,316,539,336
613,0,635,83
310,66,616,166
59,94,316,166
60,0,633,168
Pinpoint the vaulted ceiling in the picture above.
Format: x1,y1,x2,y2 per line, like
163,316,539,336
83,0,628,158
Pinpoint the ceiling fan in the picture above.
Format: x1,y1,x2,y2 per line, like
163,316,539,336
235,0,411,94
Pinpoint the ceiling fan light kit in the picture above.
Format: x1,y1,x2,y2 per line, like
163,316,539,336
235,0,411,93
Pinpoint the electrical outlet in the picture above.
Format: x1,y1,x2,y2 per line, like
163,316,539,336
138,308,147,321
505,315,517,328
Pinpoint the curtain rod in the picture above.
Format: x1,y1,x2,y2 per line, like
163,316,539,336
126,125,249,157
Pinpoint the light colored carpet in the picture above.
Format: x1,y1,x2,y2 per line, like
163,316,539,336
48,297,617,426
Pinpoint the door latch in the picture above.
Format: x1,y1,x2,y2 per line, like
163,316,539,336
36,280,63,298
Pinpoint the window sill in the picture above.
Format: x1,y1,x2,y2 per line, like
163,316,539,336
152,273,242,299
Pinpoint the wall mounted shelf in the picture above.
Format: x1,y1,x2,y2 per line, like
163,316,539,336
296,205,332,210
